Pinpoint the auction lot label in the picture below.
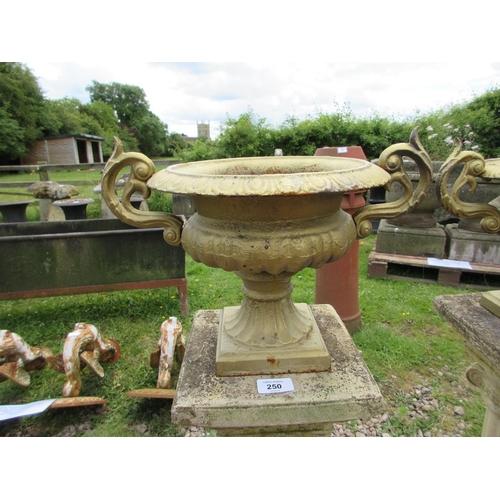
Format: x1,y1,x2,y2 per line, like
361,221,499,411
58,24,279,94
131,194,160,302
257,378,294,394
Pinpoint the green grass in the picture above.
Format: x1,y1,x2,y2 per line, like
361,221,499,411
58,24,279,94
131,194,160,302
0,234,486,437
0,169,104,221
0,167,174,222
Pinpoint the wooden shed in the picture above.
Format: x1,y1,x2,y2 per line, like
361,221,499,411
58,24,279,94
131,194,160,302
22,134,105,165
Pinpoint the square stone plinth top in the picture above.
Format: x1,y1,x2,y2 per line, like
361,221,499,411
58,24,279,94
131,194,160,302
172,304,385,432
433,293,500,367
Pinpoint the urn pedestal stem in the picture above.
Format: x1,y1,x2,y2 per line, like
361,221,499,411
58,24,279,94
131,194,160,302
216,270,331,376
225,271,312,347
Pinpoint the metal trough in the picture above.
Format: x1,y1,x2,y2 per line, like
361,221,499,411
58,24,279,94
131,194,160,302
0,218,188,315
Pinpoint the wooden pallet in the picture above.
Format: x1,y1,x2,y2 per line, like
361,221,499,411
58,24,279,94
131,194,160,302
368,248,500,289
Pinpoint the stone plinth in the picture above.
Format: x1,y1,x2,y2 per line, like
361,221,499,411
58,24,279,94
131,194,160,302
375,219,447,258
0,201,32,223
433,293,500,437
172,304,385,436
53,197,94,220
445,223,500,265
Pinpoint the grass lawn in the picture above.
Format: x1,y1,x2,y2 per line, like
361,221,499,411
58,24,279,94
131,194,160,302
0,163,175,221
0,230,485,437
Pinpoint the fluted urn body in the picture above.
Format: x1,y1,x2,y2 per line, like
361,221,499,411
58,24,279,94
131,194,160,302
101,131,432,376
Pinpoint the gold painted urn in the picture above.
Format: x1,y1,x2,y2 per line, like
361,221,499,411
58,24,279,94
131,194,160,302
437,138,500,234
102,129,432,376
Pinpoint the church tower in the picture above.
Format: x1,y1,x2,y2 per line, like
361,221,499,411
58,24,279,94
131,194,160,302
197,120,211,140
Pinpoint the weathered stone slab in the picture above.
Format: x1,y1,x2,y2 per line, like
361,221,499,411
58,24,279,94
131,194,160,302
445,223,500,265
374,219,447,258
172,304,385,436
434,293,500,368
29,181,79,200
433,293,500,436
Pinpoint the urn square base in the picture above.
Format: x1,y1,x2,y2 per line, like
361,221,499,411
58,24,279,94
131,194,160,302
171,304,385,436
216,303,331,376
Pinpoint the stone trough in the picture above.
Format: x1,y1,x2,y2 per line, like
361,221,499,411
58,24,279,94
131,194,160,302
0,218,188,315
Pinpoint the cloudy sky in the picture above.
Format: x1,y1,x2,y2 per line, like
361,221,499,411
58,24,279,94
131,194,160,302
24,61,500,140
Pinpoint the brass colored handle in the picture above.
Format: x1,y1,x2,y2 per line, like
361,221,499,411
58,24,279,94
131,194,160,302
101,138,184,246
353,128,433,238
436,138,499,233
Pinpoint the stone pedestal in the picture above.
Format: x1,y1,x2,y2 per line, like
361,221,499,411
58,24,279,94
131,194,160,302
53,198,94,220
171,304,385,436
38,198,65,221
375,219,447,258
433,293,500,437
29,182,79,221
0,200,32,223
445,223,500,265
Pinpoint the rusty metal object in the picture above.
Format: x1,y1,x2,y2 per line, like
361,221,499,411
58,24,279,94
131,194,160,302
150,317,185,389
0,219,188,316
126,388,176,399
436,139,500,233
0,329,55,386
49,397,107,408
60,323,120,397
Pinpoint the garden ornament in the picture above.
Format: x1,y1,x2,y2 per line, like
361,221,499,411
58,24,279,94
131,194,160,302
150,317,185,389
57,322,120,397
102,129,432,376
437,139,500,234
0,329,55,387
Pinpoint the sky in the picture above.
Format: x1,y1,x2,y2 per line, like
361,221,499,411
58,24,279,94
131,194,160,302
24,61,500,141
7,1,499,143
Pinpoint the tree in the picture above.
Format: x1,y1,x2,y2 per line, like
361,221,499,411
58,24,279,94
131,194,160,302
86,80,150,124
42,98,87,136
0,62,46,162
463,87,500,158
0,107,26,161
135,112,169,157
178,138,219,162
79,100,139,156
41,97,139,158
217,109,272,158
86,80,168,156
165,132,188,157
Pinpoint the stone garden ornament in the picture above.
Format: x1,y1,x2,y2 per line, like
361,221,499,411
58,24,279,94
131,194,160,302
102,129,432,377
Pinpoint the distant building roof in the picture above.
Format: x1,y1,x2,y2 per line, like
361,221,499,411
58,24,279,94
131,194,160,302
37,134,106,141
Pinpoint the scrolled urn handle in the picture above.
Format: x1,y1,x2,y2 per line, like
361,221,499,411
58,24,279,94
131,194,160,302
101,138,184,246
435,138,499,233
353,127,433,238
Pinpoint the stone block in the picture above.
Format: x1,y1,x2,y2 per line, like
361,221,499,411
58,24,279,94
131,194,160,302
375,219,447,258
172,304,385,436
445,223,500,265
